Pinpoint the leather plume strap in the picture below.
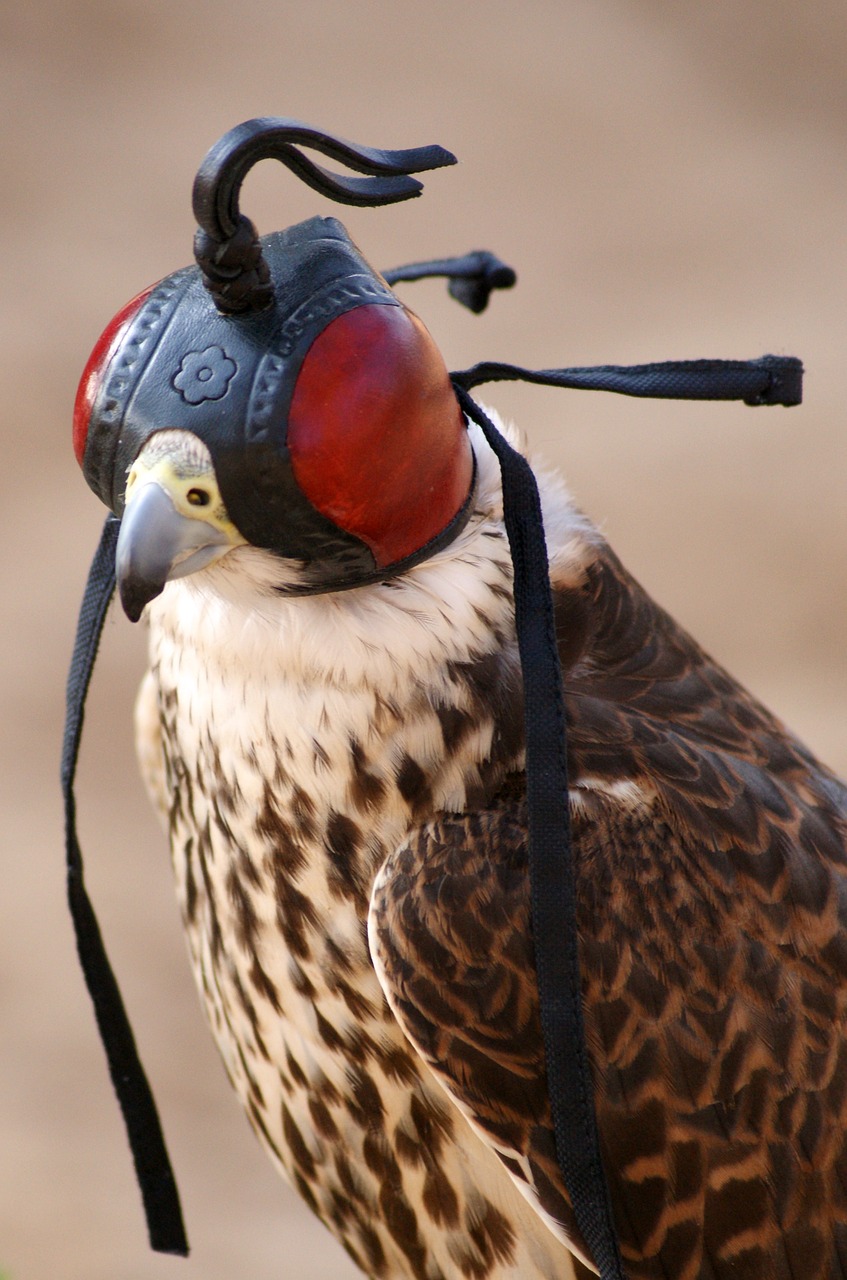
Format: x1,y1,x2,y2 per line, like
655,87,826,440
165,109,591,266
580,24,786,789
192,117,456,312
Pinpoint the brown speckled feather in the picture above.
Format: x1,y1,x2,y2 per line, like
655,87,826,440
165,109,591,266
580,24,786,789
370,544,847,1280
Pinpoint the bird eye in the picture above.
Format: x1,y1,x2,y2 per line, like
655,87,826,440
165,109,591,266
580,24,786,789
187,487,211,507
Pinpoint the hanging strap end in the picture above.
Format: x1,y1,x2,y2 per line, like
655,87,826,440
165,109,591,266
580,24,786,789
149,1216,190,1258
745,355,803,407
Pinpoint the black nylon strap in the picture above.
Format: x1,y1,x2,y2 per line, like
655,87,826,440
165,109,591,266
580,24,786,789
61,515,188,1258
453,354,803,406
453,353,802,1276
454,385,626,1278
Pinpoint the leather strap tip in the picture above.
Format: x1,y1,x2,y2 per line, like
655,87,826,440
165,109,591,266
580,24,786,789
151,1239,190,1259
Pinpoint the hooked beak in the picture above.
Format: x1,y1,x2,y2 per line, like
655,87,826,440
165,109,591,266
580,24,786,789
116,480,233,622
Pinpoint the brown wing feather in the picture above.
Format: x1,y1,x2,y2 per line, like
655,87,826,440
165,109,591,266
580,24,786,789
371,546,847,1280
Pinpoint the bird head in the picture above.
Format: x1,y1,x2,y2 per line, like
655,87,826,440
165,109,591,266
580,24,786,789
72,121,474,620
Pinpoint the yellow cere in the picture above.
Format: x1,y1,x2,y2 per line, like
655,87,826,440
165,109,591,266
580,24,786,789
124,430,244,543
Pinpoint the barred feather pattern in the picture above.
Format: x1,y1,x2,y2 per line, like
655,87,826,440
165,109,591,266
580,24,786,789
136,415,847,1279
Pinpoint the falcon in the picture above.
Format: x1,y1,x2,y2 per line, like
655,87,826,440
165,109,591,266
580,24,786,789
70,119,847,1280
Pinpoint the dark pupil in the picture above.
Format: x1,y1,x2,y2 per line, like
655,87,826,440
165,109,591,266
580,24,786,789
187,488,210,507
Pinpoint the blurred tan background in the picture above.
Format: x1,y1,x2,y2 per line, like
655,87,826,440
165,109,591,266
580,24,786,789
1,2,845,1277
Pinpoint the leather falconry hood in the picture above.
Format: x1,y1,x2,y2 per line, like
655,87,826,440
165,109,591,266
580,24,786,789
63,116,803,1273
73,119,475,593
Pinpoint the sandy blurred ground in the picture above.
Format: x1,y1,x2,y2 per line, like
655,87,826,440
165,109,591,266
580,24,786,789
1,2,845,1277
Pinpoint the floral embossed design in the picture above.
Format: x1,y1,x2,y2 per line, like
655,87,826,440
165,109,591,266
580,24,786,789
174,346,237,404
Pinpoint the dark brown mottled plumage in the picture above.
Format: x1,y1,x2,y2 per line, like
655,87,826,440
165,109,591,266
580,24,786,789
371,542,847,1279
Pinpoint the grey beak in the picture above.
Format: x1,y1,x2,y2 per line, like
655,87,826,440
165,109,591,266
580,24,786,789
116,482,232,622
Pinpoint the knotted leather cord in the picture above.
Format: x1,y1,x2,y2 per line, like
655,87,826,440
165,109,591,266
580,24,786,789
383,250,517,314
62,515,188,1257
65,327,802,1263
